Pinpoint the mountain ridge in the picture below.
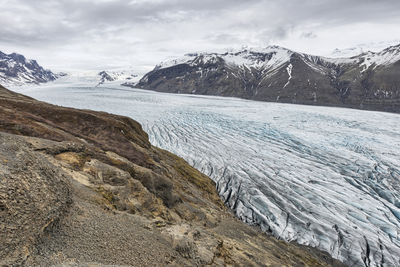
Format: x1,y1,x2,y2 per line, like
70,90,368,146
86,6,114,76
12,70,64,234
0,51,57,86
130,44,400,113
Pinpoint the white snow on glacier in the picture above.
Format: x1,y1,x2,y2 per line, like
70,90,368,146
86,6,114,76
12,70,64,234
12,83,400,266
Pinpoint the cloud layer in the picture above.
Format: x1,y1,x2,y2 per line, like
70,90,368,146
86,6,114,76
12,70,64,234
1,0,399,72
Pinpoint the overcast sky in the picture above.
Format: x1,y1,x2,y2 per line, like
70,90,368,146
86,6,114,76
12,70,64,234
1,0,400,73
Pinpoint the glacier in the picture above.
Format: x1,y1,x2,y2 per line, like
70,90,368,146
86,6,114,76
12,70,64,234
12,83,400,266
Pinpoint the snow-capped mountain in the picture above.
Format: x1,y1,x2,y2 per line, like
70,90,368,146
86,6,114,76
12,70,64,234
97,70,138,86
33,70,140,88
0,51,57,86
132,44,400,113
357,44,400,72
328,40,400,58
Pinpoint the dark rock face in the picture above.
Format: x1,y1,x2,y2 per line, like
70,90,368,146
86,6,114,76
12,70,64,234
0,51,57,85
133,45,400,113
98,71,115,83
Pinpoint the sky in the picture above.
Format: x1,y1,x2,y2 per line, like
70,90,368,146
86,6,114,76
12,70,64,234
1,0,400,73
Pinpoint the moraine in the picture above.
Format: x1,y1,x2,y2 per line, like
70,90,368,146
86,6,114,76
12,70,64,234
11,80,400,266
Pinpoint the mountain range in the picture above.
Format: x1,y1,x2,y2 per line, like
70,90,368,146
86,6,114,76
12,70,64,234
0,45,400,112
3,45,400,113
130,44,400,113
327,40,400,58
0,51,58,86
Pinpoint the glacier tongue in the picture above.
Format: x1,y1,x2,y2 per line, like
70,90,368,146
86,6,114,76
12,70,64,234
145,105,400,266
13,85,400,266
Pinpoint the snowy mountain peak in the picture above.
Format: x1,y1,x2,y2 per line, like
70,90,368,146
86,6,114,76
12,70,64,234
155,46,295,71
330,47,364,58
0,51,57,86
135,42,400,114
380,43,400,56
264,45,293,52
358,43,400,72
328,40,400,58
96,70,138,86
155,43,400,76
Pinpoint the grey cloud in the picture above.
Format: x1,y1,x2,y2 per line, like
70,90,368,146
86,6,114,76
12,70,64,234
207,33,245,44
301,32,317,39
261,26,293,41
0,0,399,70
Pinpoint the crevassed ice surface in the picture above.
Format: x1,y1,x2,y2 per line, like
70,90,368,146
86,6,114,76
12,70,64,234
12,83,400,266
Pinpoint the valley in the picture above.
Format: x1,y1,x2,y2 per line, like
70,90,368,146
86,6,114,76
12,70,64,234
12,82,400,266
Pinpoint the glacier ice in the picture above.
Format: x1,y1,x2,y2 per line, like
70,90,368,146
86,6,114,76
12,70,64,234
12,83,400,266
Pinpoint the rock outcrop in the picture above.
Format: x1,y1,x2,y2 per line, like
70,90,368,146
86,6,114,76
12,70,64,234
0,84,344,266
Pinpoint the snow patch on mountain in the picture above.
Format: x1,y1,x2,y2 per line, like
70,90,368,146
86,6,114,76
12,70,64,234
152,44,400,76
328,40,400,58
155,46,294,72
359,44,400,72
283,63,293,88
155,54,199,70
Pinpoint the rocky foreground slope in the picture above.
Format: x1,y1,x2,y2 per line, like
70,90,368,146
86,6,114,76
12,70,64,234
0,84,343,266
132,44,400,113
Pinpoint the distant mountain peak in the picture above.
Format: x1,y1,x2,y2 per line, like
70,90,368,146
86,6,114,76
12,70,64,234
357,43,400,72
155,45,296,71
381,43,400,53
96,70,139,87
0,51,57,86
328,40,400,58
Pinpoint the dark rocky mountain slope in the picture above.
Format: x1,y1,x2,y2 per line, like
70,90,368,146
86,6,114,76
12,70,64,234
132,44,400,113
0,84,343,266
0,51,57,86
